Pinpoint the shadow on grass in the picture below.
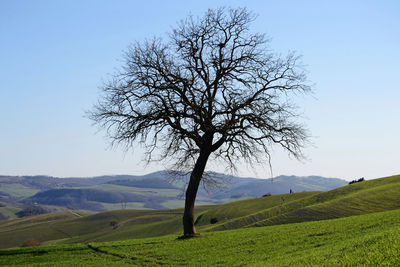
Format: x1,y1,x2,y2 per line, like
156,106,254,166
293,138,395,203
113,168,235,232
177,233,202,240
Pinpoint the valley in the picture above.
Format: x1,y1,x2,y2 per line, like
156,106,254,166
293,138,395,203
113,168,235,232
0,171,346,218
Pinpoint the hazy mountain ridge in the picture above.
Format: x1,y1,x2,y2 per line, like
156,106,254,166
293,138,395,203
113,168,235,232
24,188,173,211
0,171,347,219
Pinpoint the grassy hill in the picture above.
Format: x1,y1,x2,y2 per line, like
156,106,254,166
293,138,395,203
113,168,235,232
0,207,213,249
0,174,399,250
1,208,400,266
0,172,346,216
193,174,400,232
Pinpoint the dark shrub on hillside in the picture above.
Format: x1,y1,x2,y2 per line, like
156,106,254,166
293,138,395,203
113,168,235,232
21,239,41,247
349,177,365,185
263,193,272,197
109,221,119,229
16,205,49,218
210,218,218,224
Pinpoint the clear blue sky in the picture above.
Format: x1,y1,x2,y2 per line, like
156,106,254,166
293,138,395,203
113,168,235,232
1,0,399,180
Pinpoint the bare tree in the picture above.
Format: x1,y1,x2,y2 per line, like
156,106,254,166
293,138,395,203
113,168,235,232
89,7,311,237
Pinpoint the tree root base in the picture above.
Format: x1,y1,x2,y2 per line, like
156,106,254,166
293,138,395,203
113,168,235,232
177,233,201,240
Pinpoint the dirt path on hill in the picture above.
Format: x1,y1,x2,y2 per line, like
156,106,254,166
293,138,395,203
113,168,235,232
69,211,83,217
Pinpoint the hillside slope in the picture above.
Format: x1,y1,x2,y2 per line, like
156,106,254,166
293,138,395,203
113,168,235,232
0,172,347,216
1,208,400,266
204,174,400,231
0,174,398,249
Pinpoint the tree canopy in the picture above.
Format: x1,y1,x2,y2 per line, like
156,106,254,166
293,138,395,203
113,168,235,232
90,7,311,236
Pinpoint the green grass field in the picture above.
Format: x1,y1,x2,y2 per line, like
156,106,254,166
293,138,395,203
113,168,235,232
1,208,399,266
1,174,400,265
0,183,40,199
203,174,400,231
89,184,181,198
0,203,21,220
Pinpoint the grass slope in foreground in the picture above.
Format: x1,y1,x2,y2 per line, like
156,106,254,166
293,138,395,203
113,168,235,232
1,174,400,249
199,174,400,231
1,208,400,266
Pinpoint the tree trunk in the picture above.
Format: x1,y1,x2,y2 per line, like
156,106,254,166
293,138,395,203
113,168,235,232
182,149,211,236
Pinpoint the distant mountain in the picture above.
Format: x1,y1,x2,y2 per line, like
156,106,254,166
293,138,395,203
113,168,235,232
211,175,347,199
24,188,172,211
0,171,347,219
107,177,178,189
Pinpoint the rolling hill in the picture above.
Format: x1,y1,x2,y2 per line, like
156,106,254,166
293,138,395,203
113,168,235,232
0,174,398,249
198,174,400,231
0,171,346,219
1,200,400,265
